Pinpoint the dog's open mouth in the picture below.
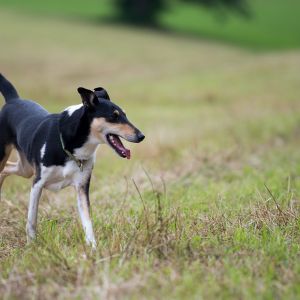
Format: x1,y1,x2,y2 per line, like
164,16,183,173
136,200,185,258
106,134,131,159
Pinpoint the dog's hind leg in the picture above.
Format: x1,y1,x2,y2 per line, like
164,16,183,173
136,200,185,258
0,144,13,200
0,151,34,200
0,145,12,171
0,151,34,180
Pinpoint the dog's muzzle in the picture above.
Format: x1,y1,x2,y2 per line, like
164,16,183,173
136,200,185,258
135,131,145,143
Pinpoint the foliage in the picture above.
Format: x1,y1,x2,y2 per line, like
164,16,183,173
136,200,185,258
0,0,299,49
114,0,166,24
183,0,249,16
114,0,249,25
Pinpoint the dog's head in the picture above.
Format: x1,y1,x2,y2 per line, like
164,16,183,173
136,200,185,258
60,87,144,159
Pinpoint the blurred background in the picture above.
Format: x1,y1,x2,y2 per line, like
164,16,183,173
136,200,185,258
0,0,300,299
1,0,299,171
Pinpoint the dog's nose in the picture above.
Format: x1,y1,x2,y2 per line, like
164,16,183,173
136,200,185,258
137,132,145,142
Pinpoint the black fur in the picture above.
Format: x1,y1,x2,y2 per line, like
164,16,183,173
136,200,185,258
0,74,143,169
94,87,110,100
0,73,19,102
84,173,92,208
0,74,145,247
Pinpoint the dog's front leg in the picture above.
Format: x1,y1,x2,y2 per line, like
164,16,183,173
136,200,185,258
76,184,96,249
26,181,43,243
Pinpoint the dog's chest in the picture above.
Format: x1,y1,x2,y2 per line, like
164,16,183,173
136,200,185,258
42,160,91,191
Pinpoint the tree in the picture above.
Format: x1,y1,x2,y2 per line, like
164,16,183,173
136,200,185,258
114,0,249,25
115,0,165,25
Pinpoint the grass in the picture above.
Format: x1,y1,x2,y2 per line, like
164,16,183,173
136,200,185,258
0,7,300,300
0,0,299,49
161,0,300,49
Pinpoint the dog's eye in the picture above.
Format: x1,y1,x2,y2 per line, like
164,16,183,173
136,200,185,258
113,110,120,119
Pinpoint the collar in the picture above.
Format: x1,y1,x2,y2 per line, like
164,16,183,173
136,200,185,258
59,133,84,172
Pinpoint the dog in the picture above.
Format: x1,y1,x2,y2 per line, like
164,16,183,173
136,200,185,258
0,74,144,248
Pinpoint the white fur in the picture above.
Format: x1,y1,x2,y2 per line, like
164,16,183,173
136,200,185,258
26,181,43,242
27,133,101,247
65,104,83,116
38,157,96,248
77,190,96,248
40,143,46,159
40,133,101,191
41,158,94,192
74,135,100,161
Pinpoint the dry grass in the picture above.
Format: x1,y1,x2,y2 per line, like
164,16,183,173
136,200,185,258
0,8,300,300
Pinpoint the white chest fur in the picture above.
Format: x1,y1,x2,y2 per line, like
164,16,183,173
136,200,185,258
39,137,99,191
41,159,93,191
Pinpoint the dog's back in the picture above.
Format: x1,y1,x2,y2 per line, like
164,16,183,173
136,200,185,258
0,74,50,162
0,73,49,124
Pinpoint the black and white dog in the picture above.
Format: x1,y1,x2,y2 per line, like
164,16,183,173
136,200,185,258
0,74,144,248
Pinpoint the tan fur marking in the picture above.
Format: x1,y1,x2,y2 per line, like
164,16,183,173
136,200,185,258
1,150,34,179
107,123,135,136
0,145,13,199
90,117,107,141
90,118,136,141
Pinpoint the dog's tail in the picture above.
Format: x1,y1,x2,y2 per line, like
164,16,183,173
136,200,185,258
0,73,19,102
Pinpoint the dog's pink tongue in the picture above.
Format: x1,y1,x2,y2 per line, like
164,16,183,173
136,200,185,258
125,149,131,159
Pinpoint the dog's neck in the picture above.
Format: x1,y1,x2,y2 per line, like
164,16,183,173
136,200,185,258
73,135,100,161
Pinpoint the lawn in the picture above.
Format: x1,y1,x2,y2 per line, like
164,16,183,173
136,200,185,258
0,6,300,300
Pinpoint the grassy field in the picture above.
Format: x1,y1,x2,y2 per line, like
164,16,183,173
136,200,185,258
0,6,300,300
0,0,299,49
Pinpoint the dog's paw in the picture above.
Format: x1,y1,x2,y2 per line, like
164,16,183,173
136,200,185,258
26,224,36,244
86,238,97,250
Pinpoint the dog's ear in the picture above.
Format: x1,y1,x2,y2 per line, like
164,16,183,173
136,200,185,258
77,87,98,108
94,87,110,101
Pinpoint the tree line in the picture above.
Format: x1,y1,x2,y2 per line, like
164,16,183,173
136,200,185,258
114,0,249,25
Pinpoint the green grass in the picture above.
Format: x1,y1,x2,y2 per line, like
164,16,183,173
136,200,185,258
161,0,300,49
0,8,300,300
0,0,113,19
0,0,300,49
